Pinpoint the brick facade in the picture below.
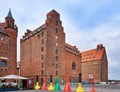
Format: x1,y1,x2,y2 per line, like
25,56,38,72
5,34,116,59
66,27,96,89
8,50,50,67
81,44,108,82
20,10,108,87
20,10,81,86
0,9,18,77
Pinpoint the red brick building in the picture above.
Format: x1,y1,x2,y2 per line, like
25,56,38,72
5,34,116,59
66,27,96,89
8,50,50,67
20,10,81,86
81,44,108,82
0,9,18,77
20,10,108,86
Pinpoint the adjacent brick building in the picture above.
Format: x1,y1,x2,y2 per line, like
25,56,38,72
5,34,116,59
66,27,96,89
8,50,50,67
0,9,18,77
20,10,108,86
20,10,81,86
81,44,108,82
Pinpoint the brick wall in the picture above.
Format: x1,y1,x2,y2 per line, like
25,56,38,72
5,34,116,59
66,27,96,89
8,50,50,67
20,10,108,87
0,17,18,76
20,10,82,85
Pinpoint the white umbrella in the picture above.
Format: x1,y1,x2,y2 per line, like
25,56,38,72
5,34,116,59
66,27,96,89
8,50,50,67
0,74,28,80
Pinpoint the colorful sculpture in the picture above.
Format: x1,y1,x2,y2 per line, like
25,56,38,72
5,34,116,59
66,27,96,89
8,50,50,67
34,76,40,90
76,73,84,92
35,82,40,90
64,75,71,91
76,83,84,92
48,75,54,90
41,77,47,90
55,76,61,91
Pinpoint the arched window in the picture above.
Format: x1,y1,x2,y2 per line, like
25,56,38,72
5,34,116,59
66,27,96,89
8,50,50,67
1,60,6,67
72,62,76,70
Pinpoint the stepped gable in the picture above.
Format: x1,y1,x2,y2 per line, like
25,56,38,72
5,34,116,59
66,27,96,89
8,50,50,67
21,24,46,42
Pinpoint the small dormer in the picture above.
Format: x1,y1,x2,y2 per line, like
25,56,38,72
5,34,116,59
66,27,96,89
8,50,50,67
5,9,15,29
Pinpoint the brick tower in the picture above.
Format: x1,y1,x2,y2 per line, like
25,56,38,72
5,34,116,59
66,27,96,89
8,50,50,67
45,10,66,79
20,10,66,85
0,9,18,76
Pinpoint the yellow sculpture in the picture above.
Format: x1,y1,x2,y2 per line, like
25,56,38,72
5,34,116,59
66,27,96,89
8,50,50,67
34,82,40,90
48,82,54,90
76,83,84,92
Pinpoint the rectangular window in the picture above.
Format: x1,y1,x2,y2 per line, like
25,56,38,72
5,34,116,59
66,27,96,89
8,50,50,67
56,49,58,54
56,28,58,33
1,60,6,67
41,39,44,44
41,54,44,60
56,35,58,39
1,62,6,67
56,43,58,46
41,62,44,68
41,47,44,52
41,70,44,76
72,62,76,70
56,56,58,61
56,71,58,76
56,64,58,68
56,20,58,26
41,31,44,37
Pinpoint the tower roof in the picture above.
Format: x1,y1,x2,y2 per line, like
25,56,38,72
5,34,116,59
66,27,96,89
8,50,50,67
6,8,13,18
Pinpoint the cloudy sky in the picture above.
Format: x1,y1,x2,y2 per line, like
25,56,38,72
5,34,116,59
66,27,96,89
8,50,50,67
0,0,120,80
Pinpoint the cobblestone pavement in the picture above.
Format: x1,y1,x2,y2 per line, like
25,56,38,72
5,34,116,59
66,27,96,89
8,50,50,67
9,84,120,92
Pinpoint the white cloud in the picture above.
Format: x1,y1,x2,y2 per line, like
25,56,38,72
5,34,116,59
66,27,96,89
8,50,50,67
61,11,120,80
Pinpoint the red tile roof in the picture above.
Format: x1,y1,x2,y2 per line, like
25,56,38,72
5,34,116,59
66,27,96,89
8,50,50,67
81,44,105,62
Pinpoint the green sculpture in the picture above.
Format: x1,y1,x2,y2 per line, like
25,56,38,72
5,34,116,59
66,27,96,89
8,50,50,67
55,77,61,91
